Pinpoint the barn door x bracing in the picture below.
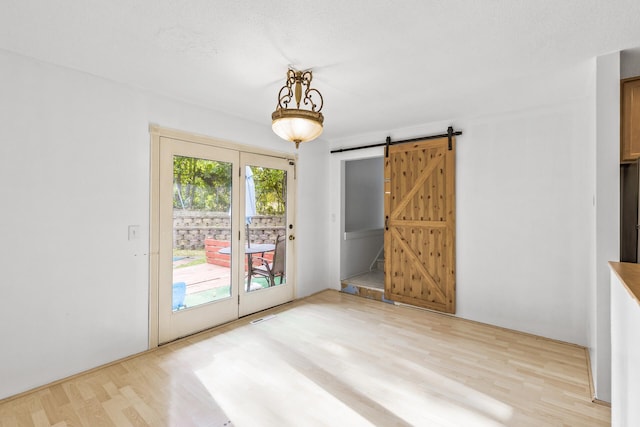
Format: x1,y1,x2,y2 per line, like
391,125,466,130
384,137,456,313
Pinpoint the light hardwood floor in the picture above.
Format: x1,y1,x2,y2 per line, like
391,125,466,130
0,290,610,426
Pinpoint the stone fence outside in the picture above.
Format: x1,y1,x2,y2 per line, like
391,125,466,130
173,210,286,250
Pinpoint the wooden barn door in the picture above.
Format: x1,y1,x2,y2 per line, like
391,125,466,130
384,137,456,313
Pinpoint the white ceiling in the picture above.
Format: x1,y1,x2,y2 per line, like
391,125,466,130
2,0,640,140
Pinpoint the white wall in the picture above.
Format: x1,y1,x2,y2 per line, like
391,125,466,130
592,52,620,402
345,157,383,232
621,48,640,79
0,50,330,399
295,140,331,297
610,268,640,426
456,100,595,346
329,62,597,347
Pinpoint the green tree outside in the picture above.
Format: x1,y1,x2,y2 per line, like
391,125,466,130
173,156,286,215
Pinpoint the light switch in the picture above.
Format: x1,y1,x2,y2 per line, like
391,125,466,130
128,225,140,240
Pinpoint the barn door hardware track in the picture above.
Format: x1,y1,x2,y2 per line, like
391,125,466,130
330,126,462,156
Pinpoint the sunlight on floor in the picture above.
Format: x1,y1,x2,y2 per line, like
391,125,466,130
193,315,514,426
197,357,377,426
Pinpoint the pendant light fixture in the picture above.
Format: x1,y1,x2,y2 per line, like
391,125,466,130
271,69,324,148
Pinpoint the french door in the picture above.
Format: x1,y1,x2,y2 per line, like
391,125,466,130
238,153,295,317
151,131,295,344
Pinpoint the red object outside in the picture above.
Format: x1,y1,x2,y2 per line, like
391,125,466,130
204,239,273,268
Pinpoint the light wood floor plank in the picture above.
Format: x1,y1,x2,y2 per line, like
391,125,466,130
0,290,609,426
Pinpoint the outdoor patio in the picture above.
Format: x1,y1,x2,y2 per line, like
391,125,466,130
172,255,275,309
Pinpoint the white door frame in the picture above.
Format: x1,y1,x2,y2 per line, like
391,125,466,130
149,125,297,347
157,137,240,344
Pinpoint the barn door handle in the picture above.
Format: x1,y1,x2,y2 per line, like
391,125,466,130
385,216,389,231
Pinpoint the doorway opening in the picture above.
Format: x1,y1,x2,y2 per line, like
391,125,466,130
340,157,386,300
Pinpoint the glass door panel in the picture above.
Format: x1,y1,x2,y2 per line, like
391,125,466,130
158,137,240,344
239,154,295,317
244,164,287,292
172,155,233,309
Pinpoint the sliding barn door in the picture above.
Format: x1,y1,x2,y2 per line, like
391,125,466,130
384,137,456,313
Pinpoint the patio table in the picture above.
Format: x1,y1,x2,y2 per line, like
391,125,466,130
219,244,275,290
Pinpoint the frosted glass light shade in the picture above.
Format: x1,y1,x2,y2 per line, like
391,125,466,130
272,108,324,148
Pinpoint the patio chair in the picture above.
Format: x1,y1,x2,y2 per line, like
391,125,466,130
252,235,286,286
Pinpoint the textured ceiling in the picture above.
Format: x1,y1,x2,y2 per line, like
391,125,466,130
2,0,640,140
